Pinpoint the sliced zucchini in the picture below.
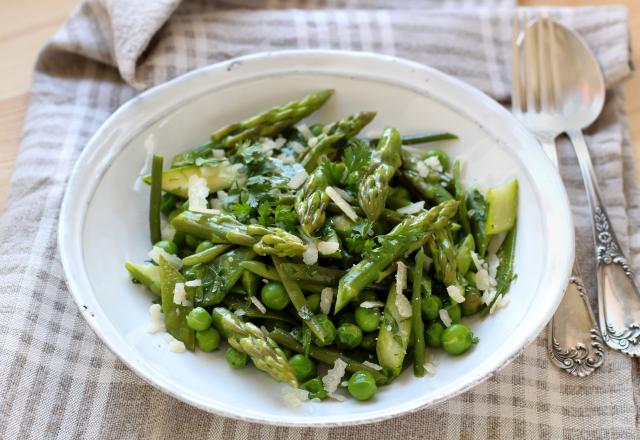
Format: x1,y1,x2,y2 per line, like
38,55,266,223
485,179,518,235
142,160,243,198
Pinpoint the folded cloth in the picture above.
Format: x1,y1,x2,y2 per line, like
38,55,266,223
0,0,637,438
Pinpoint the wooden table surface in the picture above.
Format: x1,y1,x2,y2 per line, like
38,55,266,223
1,0,638,214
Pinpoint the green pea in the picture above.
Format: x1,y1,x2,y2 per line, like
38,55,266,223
300,377,327,400
336,323,363,350
288,354,317,383
336,312,356,326
462,291,483,316
355,306,381,332
347,371,378,401
310,123,324,136
305,293,321,313
422,295,442,320
154,240,178,255
260,281,290,311
425,321,444,348
185,234,200,249
186,307,212,331
225,347,248,368
441,324,478,355
311,314,337,347
423,148,450,171
195,240,214,254
196,328,220,352
160,193,179,216
445,303,462,324
360,332,377,351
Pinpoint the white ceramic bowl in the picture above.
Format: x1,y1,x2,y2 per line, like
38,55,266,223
59,50,573,426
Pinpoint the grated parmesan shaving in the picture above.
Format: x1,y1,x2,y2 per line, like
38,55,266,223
274,136,287,148
481,288,498,306
234,309,247,317
280,155,295,165
290,141,306,154
416,160,430,178
288,165,308,190
185,279,202,287
328,393,347,402
362,360,383,371
325,186,358,221
250,296,267,314
359,301,384,309
487,254,500,279
302,242,318,266
173,283,189,306
169,339,186,353
320,288,334,315
397,201,425,215
296,124,313,140
424,156,443,174
332,187,353,203
322,359,348,394
470,251,484,272
212,149,225,158
146,304,165,334
308,137,318,148
161,221,176,241
259,137,278,152
475,269,496,291
149,246,183,269
424,362,437,376
187,175,209,212
317,240,340,255
447,285,466,304
439,309,453,327
281,386,309,407
396,261,407,295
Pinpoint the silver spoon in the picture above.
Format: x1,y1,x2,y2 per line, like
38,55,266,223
545,19,640,356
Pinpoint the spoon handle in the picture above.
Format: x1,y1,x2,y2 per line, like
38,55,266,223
567,128,640,357
540,135,604,375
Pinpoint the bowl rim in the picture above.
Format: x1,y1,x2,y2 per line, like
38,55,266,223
58,49,574,427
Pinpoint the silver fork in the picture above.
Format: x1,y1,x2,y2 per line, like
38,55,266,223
511,12,604,376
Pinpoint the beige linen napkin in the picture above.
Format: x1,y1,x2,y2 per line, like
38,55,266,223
0,1,637,438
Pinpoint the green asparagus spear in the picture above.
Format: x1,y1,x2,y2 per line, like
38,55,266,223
182,244,232,266
272,256,335,346
211,307,298,387
159,257,196,350
432,228,458,287
335,200,459,312
149,155,163,244
301,112,376,172
377,283,412,378
171,211,307,258
412,249,426,377
295,162,332,235
142,161,243,198
358,127,402,222
399,170,453,205
171,90,335,167
280,263,344,286
269,328,388,385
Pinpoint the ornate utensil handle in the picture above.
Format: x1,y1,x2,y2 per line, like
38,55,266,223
567,129,640,357
548,276,604,376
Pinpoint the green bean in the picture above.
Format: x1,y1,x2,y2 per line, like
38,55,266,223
371,132,458,145
149,155,164,244
239,261,281,281
412,248,426,377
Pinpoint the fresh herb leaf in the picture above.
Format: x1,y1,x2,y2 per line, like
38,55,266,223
343,139,371,189
230,202,253,223
344,219,376,256
274,205,298,231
